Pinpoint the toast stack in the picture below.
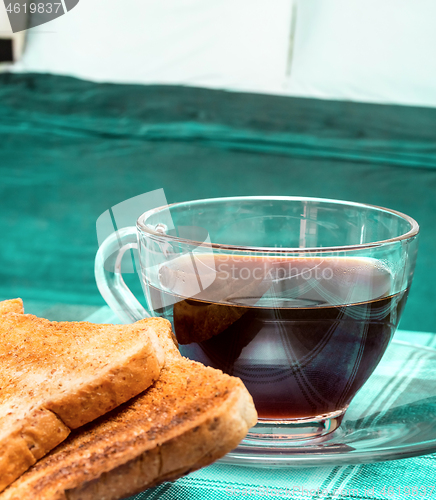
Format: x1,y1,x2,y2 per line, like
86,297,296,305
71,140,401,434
0,300,165,492
0,300,257,500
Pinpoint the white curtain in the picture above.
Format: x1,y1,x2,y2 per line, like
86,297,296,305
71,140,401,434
11,0,436,107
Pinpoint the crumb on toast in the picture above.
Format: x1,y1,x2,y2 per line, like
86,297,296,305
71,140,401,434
0,299,24,315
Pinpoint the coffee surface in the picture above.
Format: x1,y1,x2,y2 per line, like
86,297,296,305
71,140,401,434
151,255,407,419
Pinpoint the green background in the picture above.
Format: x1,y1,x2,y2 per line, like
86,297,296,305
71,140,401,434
1,73,435,332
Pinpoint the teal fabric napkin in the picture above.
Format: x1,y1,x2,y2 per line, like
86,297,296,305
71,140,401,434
128,457,436,499
82,306,436,500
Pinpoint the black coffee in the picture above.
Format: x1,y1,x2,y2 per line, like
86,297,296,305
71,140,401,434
151,256,408,419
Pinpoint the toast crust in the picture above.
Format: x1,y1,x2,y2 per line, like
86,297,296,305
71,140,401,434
0,312,166,492
0,320,257,500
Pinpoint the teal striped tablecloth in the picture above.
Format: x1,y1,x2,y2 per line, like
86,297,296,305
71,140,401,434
77,306,436,500
18,302,436,499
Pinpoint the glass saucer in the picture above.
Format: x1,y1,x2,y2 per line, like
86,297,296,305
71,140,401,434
219,340,436,467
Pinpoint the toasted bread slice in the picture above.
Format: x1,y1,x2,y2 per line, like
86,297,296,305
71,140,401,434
0,298,24,315
0,314,166,492
0,318,257,500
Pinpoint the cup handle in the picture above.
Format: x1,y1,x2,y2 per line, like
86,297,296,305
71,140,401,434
95,226,150,323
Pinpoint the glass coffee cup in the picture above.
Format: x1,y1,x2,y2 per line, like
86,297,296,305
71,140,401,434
95,196,419,442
